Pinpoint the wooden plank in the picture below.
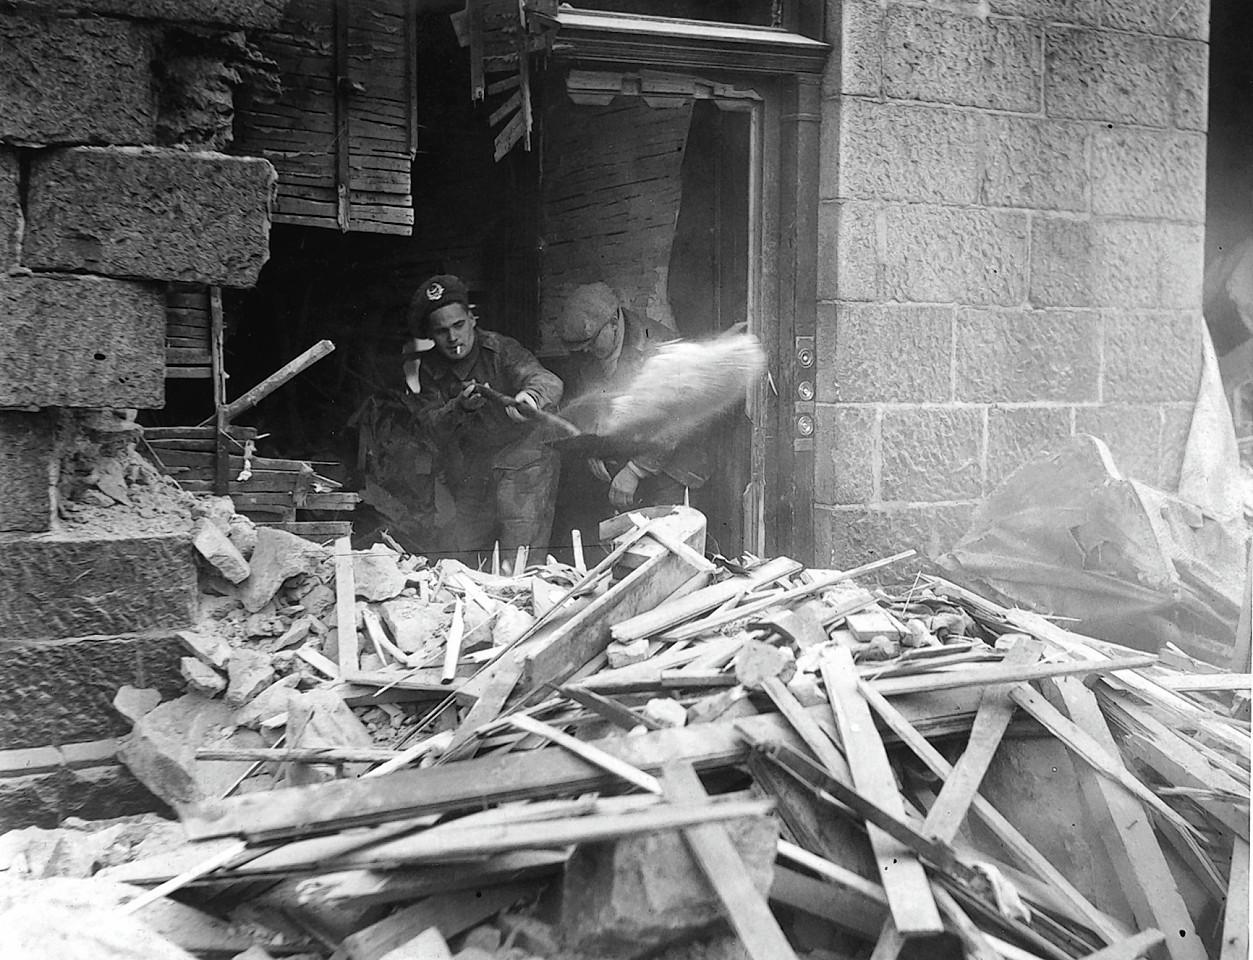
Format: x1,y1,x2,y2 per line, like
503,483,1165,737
206,339,336,425
1050,677,1207,960
341,884,531,960
661,761,800,960
166,366,213,379
440,653,526,760
262,521,354,541
921,638,1042,842
869,654,1157,698
335,536,359,677
1232,538,1252,673
1155,673,1251,693
1080,931,1168,960
820,647,943,936
167,347,212,365
1220,837,1250,960
857,680,1128,944
142,426,257,440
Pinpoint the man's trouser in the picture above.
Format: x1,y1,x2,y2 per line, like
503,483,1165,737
449,446,560,557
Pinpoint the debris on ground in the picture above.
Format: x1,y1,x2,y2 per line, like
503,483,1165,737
2,496,1249,960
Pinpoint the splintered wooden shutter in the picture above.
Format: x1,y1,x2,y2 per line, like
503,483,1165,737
467,0,559,161
234,0,418,235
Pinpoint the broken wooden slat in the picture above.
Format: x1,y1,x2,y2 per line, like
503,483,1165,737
661,761,800,960
921,638,1042,842
200,339,336,426
335,537,359,677
1079,930,1168,960
869,653,1157,698
1155,673,1252,693
821,647,943,936
1220,837,1250,960
1050,677,1207,960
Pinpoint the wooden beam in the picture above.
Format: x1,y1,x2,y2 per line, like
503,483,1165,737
661,761,800,960
1080,930,1168,960
869,653,1157,698
199,340,336,426
1050,677,1207,960
921,639,1042,842
335,536,359,677
821,647,943,936
1220,837,1250,960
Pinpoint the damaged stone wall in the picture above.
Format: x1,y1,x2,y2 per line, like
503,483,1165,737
0,0,280,826
814,0,1209,568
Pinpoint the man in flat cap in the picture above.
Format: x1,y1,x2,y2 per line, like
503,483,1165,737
557,282,710,510
407,275,564,563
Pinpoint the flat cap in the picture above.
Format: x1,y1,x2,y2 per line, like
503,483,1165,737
556,282,621,349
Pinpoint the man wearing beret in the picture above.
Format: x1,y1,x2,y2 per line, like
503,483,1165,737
557,282,711,510
407,275,564,562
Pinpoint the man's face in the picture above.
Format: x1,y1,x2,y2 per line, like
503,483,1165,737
427,303,476,361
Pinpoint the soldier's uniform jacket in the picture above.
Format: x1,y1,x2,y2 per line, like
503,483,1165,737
412,329,563,477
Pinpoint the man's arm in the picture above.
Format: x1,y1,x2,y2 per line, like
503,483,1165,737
498,338,564,410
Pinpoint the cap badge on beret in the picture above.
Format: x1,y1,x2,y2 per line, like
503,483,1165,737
426,282,445,301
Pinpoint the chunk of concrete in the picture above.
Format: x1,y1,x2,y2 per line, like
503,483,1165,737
492,604,535,647
237,527,324,613
177,630,232,672
224,649,274,707
642,698,687,728
262,615,314,654
607,637,650,669
116,694,264,807
380,598,449,655
284,689,375,785
231,675,299,729
379,927,453,960
733,640,796,689
557,816,778,958
112,686,162,725
685,687,757,726
192,519,250,584
179,658,225,698
354,544,407,602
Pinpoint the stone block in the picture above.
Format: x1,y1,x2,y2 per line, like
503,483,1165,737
0,275,164,408
224,649,274,707
816,503,975,574
1100,0,1208,41
1159,402,1193,492
180,658,226,697
0,535,195,641
979,117,1089,212
191,518,250,583
558,816,777,958
20,0,287,28
24,147,275,287
353,545,407,601
817,200,878,301
882,206,1030,306
237,526,325,613
0,763,167,832
0,635,186,749
990,0,1098,24
0,149,18,268
955,308,1100,402
824,0,882,98
734,639,796,689
986,406,1073,489
1102,310,1202,403
815,404,877,504
834,100,980,205
1044,28,1208,130
817,302,953,403
883,7,1042,112
1029,217,1204,310
0,410,56,533
880,407,984,502
1074,404,1161,484
0,16,155,145
1091,129,1206,222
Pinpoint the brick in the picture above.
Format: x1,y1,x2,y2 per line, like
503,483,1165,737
986,406,1073,488
0,275,165,408
0,411,56,533
1030,217,1204,310
0,535,196,641
0,149,18,268
834,100,980,205
1100,0,1208,41
817,201,878,301
0,764,167,831
0,634,186,749
883,7,1042,113
25,147,275,287
0,16,154,145
1074,404,1161,484
814,404,877,504
825,0,882,98
956,308,1100,402
1102,310,1202,403
1044,28,1207,130
979,117,1088,212
1091,129,1206,221
817,302,953,403
816,503,975,575
1159,402,1193,491
883,206,1030,306
21,0,287,28
880,406,984,501
989,0,1098,24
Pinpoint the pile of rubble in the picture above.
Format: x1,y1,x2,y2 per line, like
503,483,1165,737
1,503,1248,960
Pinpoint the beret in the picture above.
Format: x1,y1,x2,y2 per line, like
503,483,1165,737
409,274,469,330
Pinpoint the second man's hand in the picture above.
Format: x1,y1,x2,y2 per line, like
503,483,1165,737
505,390,539,423
458,380,486,411
608,460,652,509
